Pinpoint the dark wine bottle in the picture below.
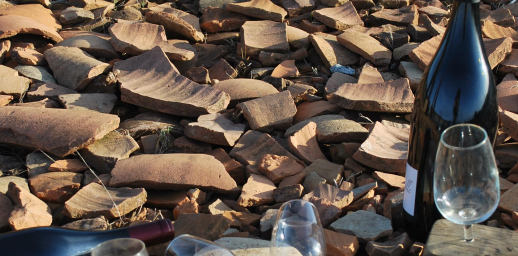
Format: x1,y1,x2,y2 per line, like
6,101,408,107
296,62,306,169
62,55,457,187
402,0,499,242
0,219,174,256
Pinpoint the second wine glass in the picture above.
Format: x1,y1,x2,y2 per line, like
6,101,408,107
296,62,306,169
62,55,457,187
270,199,326,256
434,123,500,242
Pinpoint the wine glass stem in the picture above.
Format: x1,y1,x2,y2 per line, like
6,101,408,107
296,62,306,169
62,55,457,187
463,224,473,242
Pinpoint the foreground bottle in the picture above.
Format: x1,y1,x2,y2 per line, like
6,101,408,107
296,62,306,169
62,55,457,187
402,0,499,242
0,219,175,256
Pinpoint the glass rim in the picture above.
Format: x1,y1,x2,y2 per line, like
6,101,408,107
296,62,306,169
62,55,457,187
440,123,488,151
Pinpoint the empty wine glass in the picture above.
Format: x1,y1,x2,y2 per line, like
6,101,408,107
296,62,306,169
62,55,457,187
270,199,326,256
164,234,235,256
91,238,149,256
434,124,500,242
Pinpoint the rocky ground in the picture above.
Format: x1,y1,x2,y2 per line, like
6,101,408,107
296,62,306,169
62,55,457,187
0,0,518,255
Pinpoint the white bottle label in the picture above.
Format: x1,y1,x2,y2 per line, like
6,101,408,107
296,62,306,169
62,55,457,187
403,163,418,216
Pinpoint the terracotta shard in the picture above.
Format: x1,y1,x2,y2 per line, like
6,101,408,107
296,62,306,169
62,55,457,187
109,154,238,194
113,46,230,117
499,49,518,76
0,15,62,43
230,130,299,166
109,22,195,61
208,58,237,81
55,35,120,59
358,63,384,84
501,110,518,141
184,113,246,146
281,0,315,17
310,33,359,68
497,73,518,113
0,4,61,31
63,183,146,219
313,2,363,30
212,78,278,107
258,154,305,183
226,0,287,22
408,35,442,70
353,122,408,175
325,72,358,95
28,172,82,203
0,65,30,96
327,78,414,113
238,91,297,132
239,20,290,57
271,60,300,78
337,30,392,66
7,182,52,230
398,61,423,91
201,7,249,33
293,100,341,124
0,107,119,157
303,183,354,209
366,5,418,27
288,122,327,164
484,37,513,69
238,174,276,207
145,10,204,42
44,46,110,91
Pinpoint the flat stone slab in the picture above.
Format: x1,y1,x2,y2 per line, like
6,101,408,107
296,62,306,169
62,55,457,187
45,46,110,91
58,93,117,113
0,65,30,96
313,2,363,30
501,110,518,141
212,78,278,107
366,5,418,27
48,159,88,172
10,47,46,65
238,91,297,132
499,49,518,76
63,183,146,219
145,9,204,42
281,0,315,17
288,121,327,164
0,15,62,43
226,0,287,22
239,20,289,57
0,107,119,157
327,78,414,113
28,172,82,203
114,46,230,117
303,159,344,185
230,130,299,166
337,30,392,66
310,32,359,68
330,210,392,242
201,7,249,33
55,35,120,59
60,6,94,24
109,22,195,61
110,153,238,194
184,113,246,146
315,118,369,144
325,72,358,95
238,174,276,207
353,122,408,175
373,171,405,188
497,73,518,113
79,130,139,174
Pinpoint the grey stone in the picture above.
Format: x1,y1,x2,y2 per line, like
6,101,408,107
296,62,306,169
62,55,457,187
61,216,108,230
303,159,343,185
330,210,392,242
60,7,94,24
302,172,327,193
26,152,55,178
27,82,77,102
286,115,364,144
215,237,303,256
0,155,25,174
14,65,57,84
58,93,117,113
260,208,279,233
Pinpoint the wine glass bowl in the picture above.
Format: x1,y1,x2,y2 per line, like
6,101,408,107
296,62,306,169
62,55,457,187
164,234,235,256
91,238,149,256
433,124,500,241
270,199,326,256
